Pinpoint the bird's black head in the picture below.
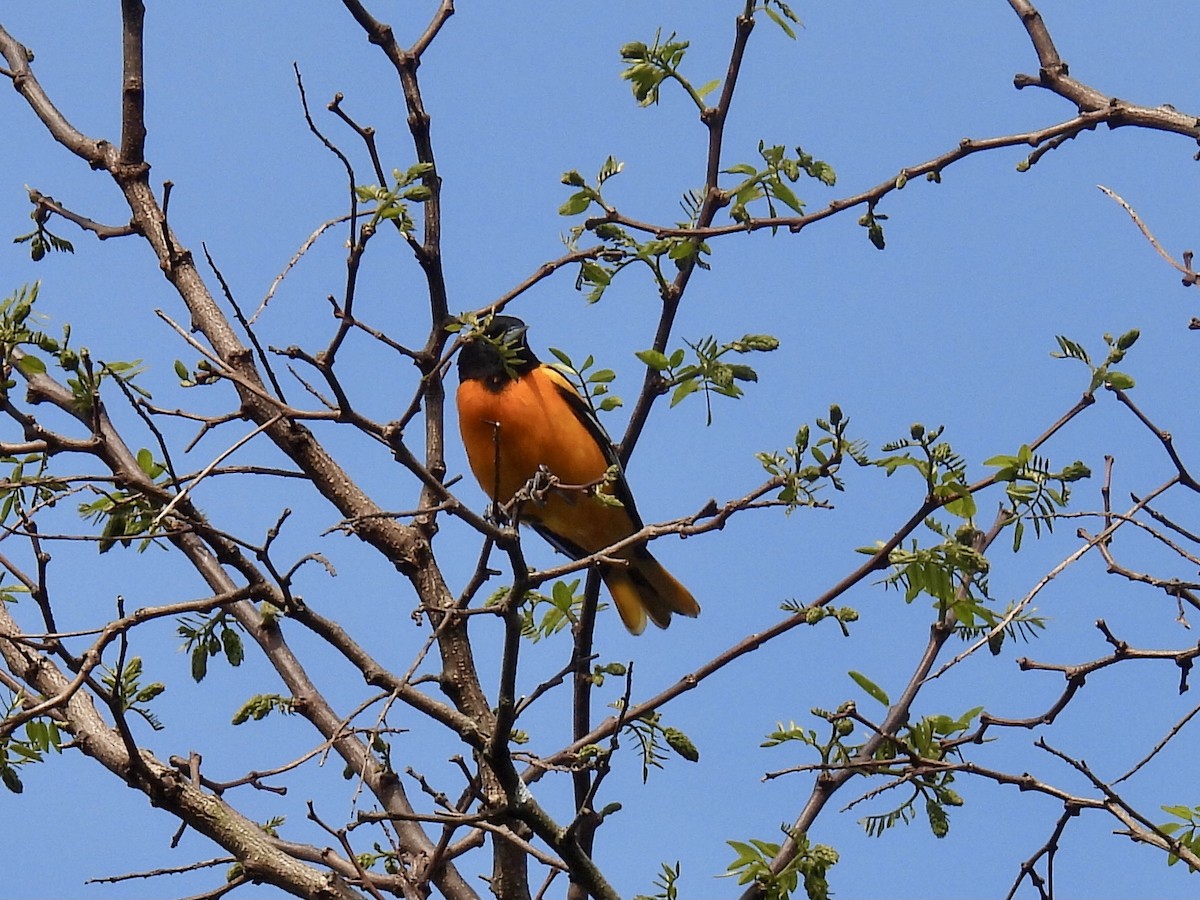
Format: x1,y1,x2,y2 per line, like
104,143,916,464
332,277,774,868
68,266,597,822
457,315,541,383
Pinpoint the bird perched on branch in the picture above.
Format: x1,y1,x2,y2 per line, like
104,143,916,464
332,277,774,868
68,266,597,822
455,315,699,634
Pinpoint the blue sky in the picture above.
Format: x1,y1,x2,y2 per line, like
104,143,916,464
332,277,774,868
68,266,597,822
2,3,1200,898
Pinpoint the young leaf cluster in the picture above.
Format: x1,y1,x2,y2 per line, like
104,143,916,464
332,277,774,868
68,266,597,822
548,347,623,415
868,521,990,617
876,423,975,519
762,704,858,773
858,707,980,839
354,162,435,236
70,353,151,414
560,158,711,302
1051,329,1140,395
858,779,963,840
858,207,887,250
232,693,297,726
173,357,222,389
805,686,977,841
779,600,860,634
619,30,718,111
590,660,628,688
753,0,804,39
77,447,169,553
1159,804,1200,871
620,709,700,783
757,405,869,510
765,696,972,841
0,693,62,794
484,579,611,643
559,156,623,218
637,332,779,424
12,203,74,262
633,861,682,900
954,599,1047,655
0,283,70,392
761,719,820,750
0,451,65,529
0,284,151,416
339,735,396,778
355,843,404,877
724,831,838,900
101,656,166,731
0,584,29,606
519,579,585,643
178,611,246,682
985,444,1089,551
723,142,836,227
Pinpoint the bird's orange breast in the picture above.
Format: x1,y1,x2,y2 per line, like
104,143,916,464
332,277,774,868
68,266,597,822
456,367,637,553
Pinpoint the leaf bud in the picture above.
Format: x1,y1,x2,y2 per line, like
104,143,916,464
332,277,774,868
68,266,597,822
663,726,700,762
1117,328,1140,350
954,524,980,546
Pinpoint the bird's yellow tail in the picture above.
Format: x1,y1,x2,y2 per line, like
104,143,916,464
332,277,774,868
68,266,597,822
602,548,700,635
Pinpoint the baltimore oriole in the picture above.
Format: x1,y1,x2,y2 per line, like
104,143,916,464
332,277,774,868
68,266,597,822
455,315,699,634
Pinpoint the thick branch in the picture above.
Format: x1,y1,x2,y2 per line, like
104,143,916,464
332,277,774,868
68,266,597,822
118,0,147,167
1008,0,1200,140
0,601,364,900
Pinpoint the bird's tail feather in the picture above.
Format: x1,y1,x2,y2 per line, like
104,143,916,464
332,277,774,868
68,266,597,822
603,549,699,635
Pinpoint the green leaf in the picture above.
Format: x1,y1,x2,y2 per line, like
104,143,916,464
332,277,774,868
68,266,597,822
136,448,156,476
670,378,700,407
944,492,976,519
636,349,670,371
597,156,624,184
559,191,592,216
732,333,779,353
2,767,23,793
1104,371,1135,390
926,797,950,838
135,682,165,703
1116,328,1140,350
1051,335,1090,364
222,627,244,667
191,645,209,682
982,453,1019,469
723,163,758,176
580,261,611,286
15,355,45,376
1161,804,1195,820
663,726,700,762
848,670,890,706
763,6,799,39
771,179,805,214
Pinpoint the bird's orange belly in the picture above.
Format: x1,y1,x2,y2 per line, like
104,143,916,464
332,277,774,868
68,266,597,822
457,376,635,553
